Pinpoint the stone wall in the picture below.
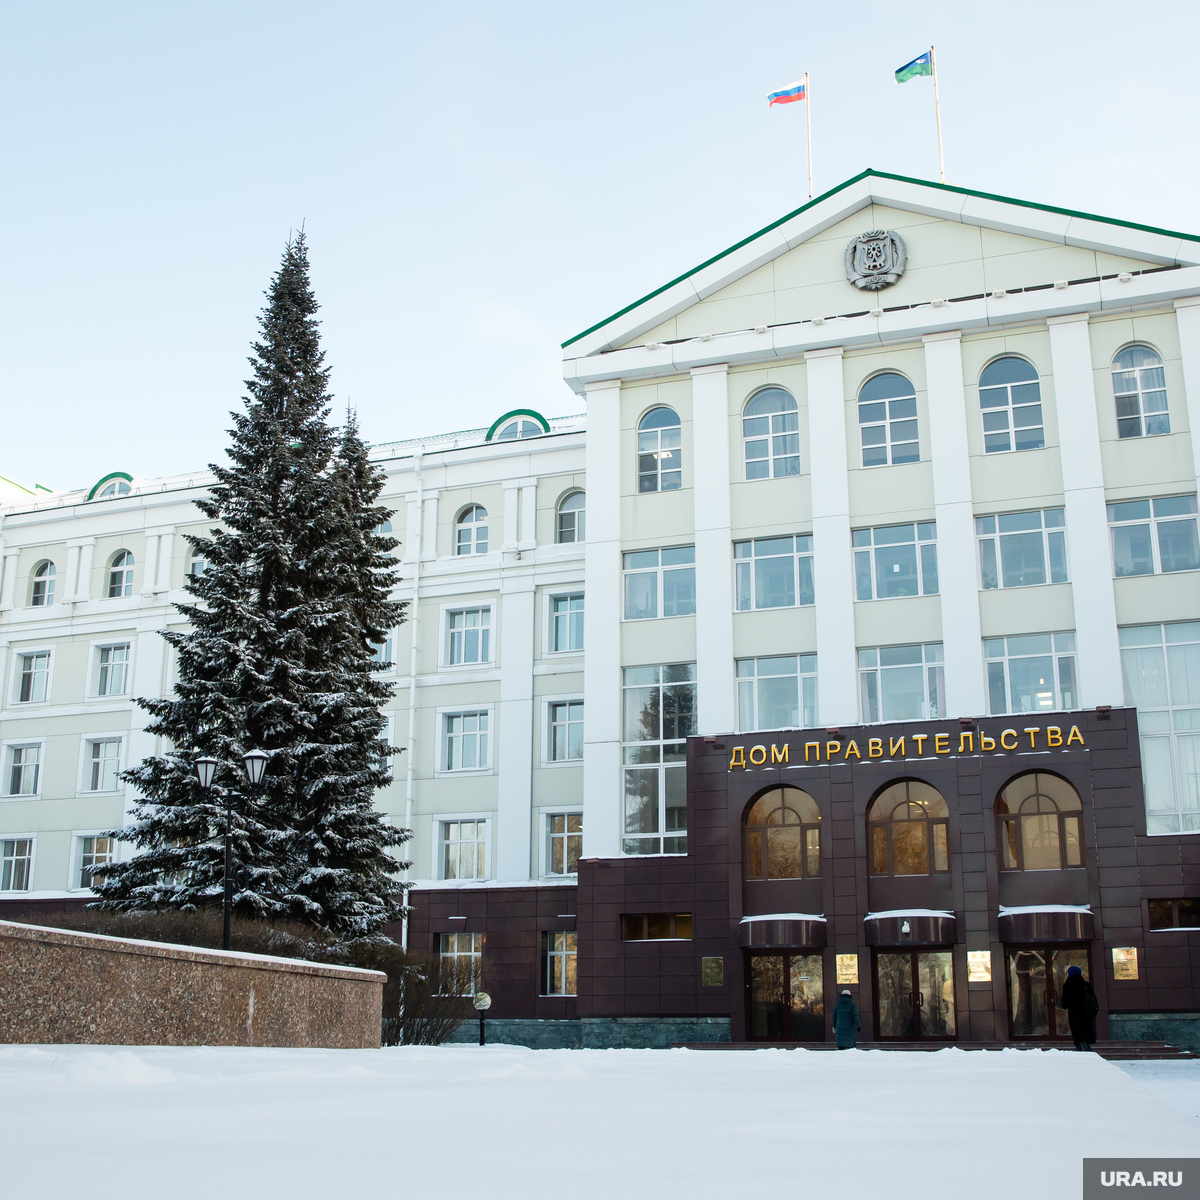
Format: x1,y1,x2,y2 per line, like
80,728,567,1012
1108,1012,1200,1054
0,920,384,1048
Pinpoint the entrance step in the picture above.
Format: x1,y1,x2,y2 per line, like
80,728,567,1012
673,1040,1199,1058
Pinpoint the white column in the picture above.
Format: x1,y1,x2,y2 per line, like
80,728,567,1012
1172,298,1200,500
63,544,81,603
924,332,986,716
140,534,161,597
806,347,857,725
75,540,96,602
156,532,174,590
420,490,439,561
518,479,537,551
0,549,18,611
1046,313,1123,706
502,482,520,551
403,495,421,564
124,622,168,826
691,363,735,735
495,579,535,881
583,378,622,859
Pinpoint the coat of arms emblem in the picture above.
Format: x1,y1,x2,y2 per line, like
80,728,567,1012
844,229,907,291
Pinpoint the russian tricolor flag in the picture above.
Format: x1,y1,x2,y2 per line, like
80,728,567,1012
767,81,806,106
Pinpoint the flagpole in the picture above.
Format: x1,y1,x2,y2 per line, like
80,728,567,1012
804,72,812,200
930,45,945,183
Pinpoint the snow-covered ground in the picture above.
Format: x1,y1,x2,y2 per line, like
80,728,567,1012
1117,1060,1200,1127
3,1044,1199,1199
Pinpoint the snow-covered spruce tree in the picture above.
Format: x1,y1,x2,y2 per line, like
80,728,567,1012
96,234,408,937
276,408,411,935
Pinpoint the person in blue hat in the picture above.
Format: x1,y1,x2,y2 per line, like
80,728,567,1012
1059,965,1098,1051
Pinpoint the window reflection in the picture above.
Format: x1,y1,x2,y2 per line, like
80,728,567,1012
867,781,949,877
995,772,1083,871
743,788,822,880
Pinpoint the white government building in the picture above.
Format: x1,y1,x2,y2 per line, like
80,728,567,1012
0,169,1198,917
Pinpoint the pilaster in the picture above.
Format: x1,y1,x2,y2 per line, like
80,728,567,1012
806,347,856,725
691,363,735,736
1046,313,1123,706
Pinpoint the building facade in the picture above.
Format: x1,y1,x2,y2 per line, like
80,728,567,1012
4,170,1200,1046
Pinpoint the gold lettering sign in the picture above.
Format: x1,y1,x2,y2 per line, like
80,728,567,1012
725,724,1088,770
1112,947,1139,981
836,953,859,985
701,956,725,987
967,950,992,983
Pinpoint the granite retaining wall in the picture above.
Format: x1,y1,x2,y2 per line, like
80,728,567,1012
0,920,384,1048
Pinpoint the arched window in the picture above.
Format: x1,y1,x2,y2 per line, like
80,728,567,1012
979,357,1044,453
557,491,585,543
31,561,55,607
108,551,134,598
743,388,799,479
456,506,488,555
996,772,1083,871
744,787,821,880
868,780,949,876
858,373,919,467
98,479,131,498
637,407,682,493
495,418,543,440
1113,344,1170,438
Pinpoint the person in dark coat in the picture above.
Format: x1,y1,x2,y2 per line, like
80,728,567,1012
1060,965,1098,1051
832,989,861,1050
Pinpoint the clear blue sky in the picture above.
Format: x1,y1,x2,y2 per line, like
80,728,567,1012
2,1,1197,490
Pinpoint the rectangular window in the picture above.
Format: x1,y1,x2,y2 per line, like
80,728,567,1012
1148,898,1200,930
550,593,584,652
444,712,489,771
16,651,50,703
734,536,814,610
0,838,33,891
853,522,938,600
78,835,115,889
548,701,584,761
858,643,945,723
984,633,1077,715
621,913,693,941
622,664,696,856
438,931,483,994
1108,496,1199,578
447,607,491,665
96,643,131,696
736,654,818,732
441,819,487,879
541,931,578,995
6,744,41,796
976,509,1067,590
1120,621,1200,835
371,632,394,666
547,813,582,875
87,739,122,792
623,547,695,620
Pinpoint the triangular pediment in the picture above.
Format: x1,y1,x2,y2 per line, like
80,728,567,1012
563,170,1200,358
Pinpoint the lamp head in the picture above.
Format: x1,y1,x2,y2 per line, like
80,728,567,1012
194,757,218,791
242,749,268,786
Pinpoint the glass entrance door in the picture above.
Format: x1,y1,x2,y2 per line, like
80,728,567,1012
1006,945,1090,1040
874,949,957,1040
747,953,824,1040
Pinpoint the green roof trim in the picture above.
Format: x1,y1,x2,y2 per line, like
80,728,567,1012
86,471,134,501
486,408,551,441
561,167,1200,350
0,473,35,496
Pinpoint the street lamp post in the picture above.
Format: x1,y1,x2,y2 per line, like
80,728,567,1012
234,750,269,952
473,990,492,1046
192,756,228,948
